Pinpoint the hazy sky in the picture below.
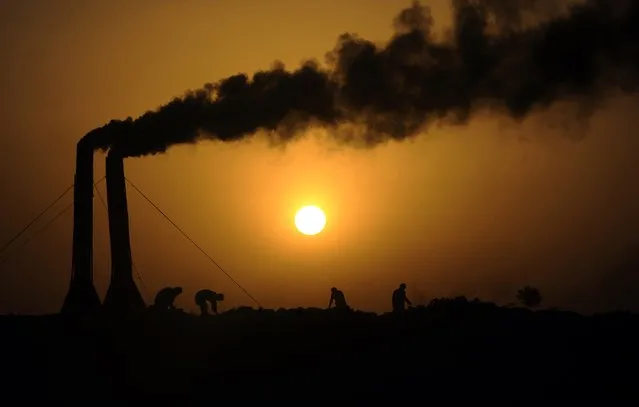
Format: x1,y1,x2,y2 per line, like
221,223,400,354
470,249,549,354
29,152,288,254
1,0,638,315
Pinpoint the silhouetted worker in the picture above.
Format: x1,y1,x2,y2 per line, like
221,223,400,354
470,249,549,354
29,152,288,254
392,283,412,314
153,286,183,311
195,289,224,316
328,287,350,311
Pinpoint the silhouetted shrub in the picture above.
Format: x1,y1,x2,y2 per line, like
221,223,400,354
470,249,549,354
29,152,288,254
517,286,543,309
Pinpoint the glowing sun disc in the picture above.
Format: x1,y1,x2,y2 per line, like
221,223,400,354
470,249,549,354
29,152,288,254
295,206,326,236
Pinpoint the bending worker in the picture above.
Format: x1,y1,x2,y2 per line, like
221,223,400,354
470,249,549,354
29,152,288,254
153,286,183,312
195,289,224,316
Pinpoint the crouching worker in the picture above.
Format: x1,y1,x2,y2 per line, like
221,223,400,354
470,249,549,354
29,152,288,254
328,287,351,313
195,289,225,316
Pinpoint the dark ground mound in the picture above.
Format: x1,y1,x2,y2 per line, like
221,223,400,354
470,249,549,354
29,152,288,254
3,298,639,404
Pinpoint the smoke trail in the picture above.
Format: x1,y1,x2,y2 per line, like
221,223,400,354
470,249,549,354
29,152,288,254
84,0,639,157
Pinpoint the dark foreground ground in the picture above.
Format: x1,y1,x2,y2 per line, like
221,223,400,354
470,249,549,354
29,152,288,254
3,297,639,404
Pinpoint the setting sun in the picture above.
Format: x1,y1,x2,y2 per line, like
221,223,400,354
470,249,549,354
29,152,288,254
295,205,326,236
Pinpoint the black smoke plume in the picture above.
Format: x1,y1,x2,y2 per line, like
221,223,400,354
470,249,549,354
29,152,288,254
84,0,639,157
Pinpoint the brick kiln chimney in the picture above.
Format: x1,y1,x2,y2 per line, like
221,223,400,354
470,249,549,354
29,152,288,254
102,151,146,315
61,139,102,315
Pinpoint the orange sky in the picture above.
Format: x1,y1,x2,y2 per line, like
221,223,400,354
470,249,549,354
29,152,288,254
1,0,638,315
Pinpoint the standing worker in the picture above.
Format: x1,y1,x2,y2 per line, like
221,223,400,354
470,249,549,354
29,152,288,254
392,283,412,314
195,289,224,316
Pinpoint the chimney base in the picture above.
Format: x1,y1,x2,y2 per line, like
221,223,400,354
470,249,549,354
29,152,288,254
60,280,101,316
103,277,146,316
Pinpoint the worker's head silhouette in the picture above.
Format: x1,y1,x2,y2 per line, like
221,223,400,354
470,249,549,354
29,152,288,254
399,283,407,290
331,287,338,293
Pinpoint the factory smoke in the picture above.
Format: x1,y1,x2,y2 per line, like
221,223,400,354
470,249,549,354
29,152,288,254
85,0,639,157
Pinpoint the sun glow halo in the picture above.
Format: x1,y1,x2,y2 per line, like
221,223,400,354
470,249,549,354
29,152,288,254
294,205,326,236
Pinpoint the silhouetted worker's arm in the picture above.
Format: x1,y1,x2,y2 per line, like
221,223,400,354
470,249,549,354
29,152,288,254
405,296,412,306
328,293,334,309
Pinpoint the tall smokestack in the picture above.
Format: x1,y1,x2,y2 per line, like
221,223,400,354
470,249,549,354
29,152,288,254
61,139,101,315
102,151,146,315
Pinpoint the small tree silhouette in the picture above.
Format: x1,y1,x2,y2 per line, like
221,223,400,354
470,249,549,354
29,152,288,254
516,286,542,309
